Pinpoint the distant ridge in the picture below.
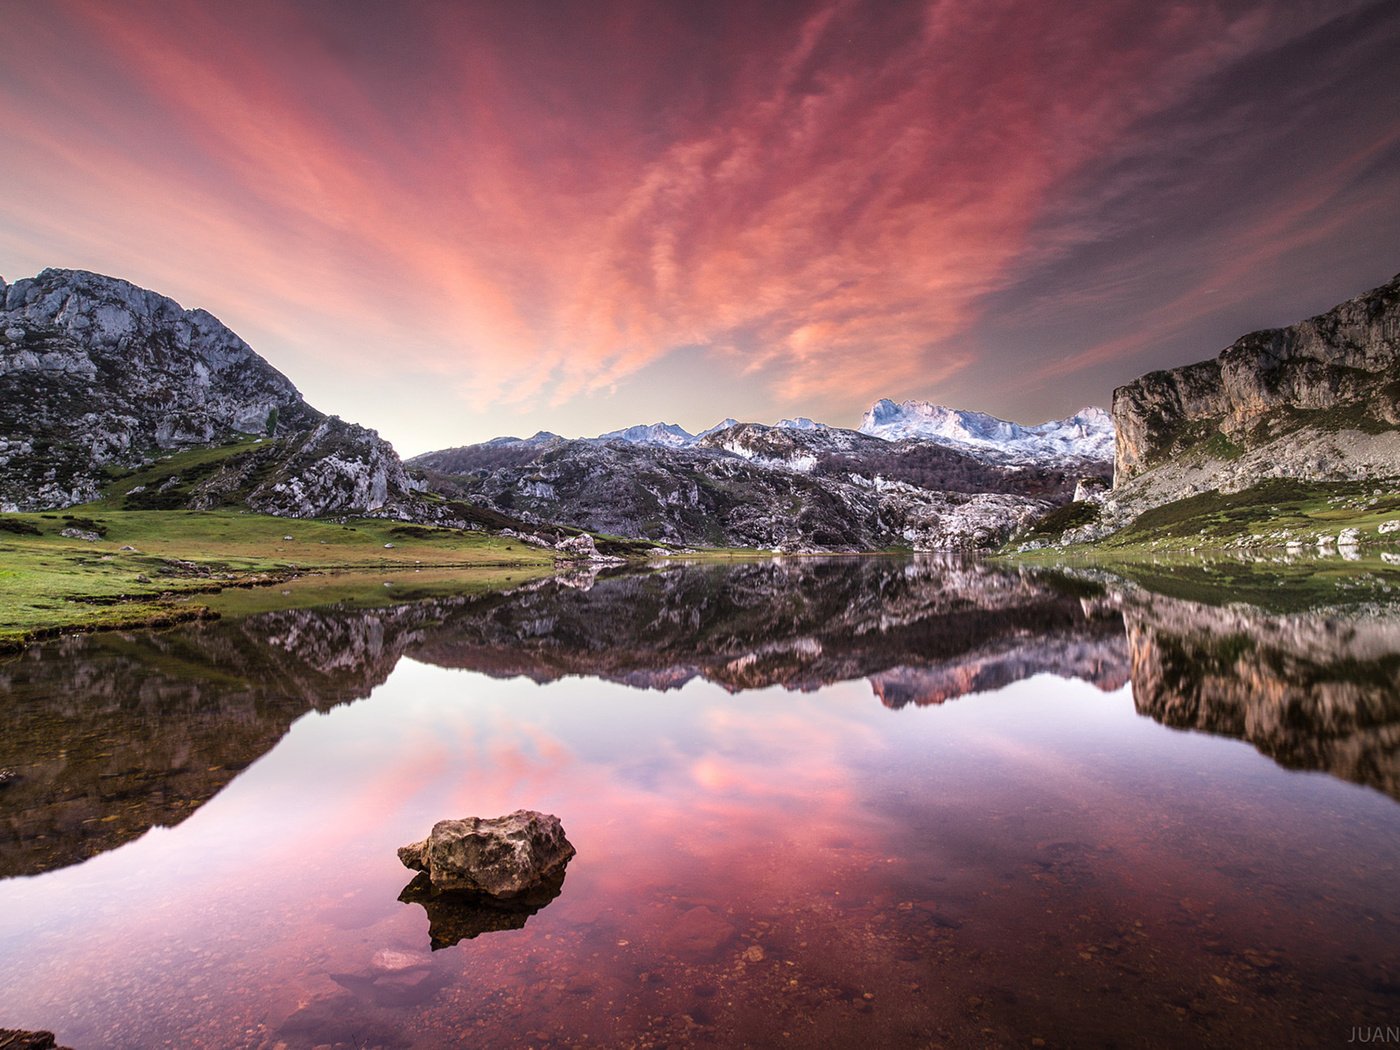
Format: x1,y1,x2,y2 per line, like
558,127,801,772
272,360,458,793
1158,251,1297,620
544,402,1115,469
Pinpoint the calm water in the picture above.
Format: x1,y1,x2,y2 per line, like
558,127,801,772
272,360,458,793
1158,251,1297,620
1,557,1399,1048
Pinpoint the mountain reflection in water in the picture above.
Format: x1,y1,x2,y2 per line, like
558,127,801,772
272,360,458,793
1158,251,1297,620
1,556,1398,1048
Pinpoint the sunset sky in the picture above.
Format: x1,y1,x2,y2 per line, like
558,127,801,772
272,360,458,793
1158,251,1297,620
2,0,1398,455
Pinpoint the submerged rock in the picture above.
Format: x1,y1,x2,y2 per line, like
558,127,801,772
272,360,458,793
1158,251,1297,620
397,809,575,897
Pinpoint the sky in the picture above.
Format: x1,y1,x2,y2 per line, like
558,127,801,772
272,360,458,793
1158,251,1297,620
2,0,1399,456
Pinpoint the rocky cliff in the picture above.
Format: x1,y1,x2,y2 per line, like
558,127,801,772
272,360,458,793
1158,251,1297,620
0,269,419,517
1112,272,1400,488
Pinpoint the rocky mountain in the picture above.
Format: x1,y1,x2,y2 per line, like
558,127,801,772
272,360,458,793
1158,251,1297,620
578,403,1114,470
0,268,422,518
1010,271,1400,550
859,399,1116,465
774,416,829,431
1108,272,1400,504
410,418,1104,550
594,416,830,446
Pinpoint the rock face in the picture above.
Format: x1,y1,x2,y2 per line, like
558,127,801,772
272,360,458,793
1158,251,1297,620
1112,272,1400,487
411,421,1099,551
397,811,576,897
0,268,419,517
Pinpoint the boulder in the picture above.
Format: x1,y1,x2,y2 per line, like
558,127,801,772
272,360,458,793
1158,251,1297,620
1073,476,1109,503
397,810,575,898
554,533,599,559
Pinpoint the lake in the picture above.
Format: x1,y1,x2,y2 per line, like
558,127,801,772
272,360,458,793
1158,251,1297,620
2,556,1398,1048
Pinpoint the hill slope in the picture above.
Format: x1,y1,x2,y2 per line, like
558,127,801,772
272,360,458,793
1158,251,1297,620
0,269,419,517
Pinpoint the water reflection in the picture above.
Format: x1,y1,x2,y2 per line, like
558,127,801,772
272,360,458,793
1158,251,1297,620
398,867,571,950
3,557,1399,883
1120,589,1400,799
1,556,1398,1047
0,605,431,877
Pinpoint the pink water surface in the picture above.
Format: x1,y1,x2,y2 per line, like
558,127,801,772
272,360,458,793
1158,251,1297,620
2,657,1398,1048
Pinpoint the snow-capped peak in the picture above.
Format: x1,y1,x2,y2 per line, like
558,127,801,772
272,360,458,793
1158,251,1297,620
775,416,829,431
595,422,697,447
858,399,1113,463
697,418,741,440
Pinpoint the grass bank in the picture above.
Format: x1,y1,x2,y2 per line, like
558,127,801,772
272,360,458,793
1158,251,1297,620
1093,479,1400,553
1000,479,1400,611
0,507,558,649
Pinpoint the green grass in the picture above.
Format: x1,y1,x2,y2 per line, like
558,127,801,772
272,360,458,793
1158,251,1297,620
0,437,795,648
91,436,275,510
1101,479,1400,551
0,507,557,649
1001,477,1400,611
1025,500,1100,538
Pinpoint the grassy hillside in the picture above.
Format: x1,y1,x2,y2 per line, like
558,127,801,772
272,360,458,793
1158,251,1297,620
1014,478,1400,555
1097,479,1400,552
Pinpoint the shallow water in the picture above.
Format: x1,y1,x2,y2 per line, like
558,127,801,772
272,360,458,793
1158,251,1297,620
1,557,1399,1048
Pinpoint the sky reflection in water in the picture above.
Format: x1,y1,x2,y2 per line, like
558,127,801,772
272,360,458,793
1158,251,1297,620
1,559,1398,1049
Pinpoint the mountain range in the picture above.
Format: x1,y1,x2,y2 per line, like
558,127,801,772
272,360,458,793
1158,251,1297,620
566,401,1114,468
1,265,1396,552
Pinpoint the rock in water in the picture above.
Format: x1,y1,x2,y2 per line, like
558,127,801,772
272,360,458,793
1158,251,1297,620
397,810,575,897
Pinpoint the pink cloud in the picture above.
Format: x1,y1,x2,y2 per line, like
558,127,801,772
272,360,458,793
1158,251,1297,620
0,0,1376,439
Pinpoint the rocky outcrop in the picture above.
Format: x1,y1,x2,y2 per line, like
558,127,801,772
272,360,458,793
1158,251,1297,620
398,811,576,897
0,268,421,518
1112,272,1400,486
412,422,1086,551
239,416,414,517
